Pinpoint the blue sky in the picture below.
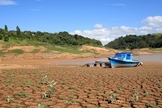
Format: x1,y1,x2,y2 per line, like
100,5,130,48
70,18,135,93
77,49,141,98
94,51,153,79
0,0,162,45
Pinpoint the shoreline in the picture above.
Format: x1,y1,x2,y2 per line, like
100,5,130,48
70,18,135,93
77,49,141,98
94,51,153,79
0,52,162,69
1,58,162,69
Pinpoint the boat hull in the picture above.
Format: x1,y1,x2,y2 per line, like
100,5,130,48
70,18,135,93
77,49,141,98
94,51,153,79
109,58,141,68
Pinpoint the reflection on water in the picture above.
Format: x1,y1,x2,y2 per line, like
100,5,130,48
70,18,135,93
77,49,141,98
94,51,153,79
54,53,162,65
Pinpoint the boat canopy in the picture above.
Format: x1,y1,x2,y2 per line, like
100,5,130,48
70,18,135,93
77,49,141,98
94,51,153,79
112,52,133,61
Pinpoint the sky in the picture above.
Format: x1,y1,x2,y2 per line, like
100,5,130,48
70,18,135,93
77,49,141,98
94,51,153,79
0,0,162,45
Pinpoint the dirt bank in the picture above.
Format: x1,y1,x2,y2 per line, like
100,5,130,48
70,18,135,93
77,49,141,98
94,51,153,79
0,45,162,67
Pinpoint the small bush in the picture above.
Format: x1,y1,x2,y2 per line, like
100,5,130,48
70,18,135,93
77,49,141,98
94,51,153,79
16,92,28,98
4,36,9,42
10,49,24,55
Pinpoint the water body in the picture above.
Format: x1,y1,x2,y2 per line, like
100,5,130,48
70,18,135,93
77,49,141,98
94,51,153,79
54,53,162,66
134,53,162,62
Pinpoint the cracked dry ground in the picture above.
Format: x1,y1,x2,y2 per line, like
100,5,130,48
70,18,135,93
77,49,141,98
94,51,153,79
0,63,162,108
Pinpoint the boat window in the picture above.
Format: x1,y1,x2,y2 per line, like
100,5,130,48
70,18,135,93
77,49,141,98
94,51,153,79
126,55,131,60
114,53,125,59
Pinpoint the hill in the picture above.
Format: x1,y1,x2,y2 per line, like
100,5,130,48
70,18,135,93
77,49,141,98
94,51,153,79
0,43,162,66
105,33,162,49
0,43,118,60
1,43,162,60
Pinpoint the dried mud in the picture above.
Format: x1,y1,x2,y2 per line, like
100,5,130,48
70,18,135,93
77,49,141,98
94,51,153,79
0,62,162,108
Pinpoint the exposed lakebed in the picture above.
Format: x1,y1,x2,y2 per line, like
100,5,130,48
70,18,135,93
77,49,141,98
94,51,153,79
1,61,162,107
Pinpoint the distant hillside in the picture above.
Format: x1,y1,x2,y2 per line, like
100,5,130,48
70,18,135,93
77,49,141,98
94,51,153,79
0,25,102,47
105,33,162,49
0,42,119,60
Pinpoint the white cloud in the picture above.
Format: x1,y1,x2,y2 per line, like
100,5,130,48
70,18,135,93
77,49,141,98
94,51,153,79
93,24,103,29
139,26,152,31
138,26,153,34
143,16,162,27
110,26,138,36
100,37,115,45
0,0,17,5
156,28,162,32
142,16,162,34
71,25,138,45
70,16,162,45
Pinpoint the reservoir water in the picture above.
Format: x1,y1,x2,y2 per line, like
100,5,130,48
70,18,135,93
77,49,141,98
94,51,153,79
54,53,162,66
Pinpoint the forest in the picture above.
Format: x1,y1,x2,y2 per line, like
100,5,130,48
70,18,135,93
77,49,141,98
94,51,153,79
0,25,102,46
105,33,162,49
1,25,162,50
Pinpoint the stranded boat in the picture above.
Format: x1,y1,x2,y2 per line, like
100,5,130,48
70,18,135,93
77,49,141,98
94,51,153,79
108,52,143,68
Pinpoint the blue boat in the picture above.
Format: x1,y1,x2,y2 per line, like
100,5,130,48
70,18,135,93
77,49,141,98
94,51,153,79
108,52,143,68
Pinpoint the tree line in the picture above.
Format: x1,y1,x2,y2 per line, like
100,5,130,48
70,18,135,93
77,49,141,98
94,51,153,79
104,34,162,49
0,25,102,46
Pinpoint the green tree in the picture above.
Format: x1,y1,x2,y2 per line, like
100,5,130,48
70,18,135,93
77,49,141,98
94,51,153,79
4,25,8,32
16,26,21,35
4,36,9,42
0,34,3,40
8,30,17,39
